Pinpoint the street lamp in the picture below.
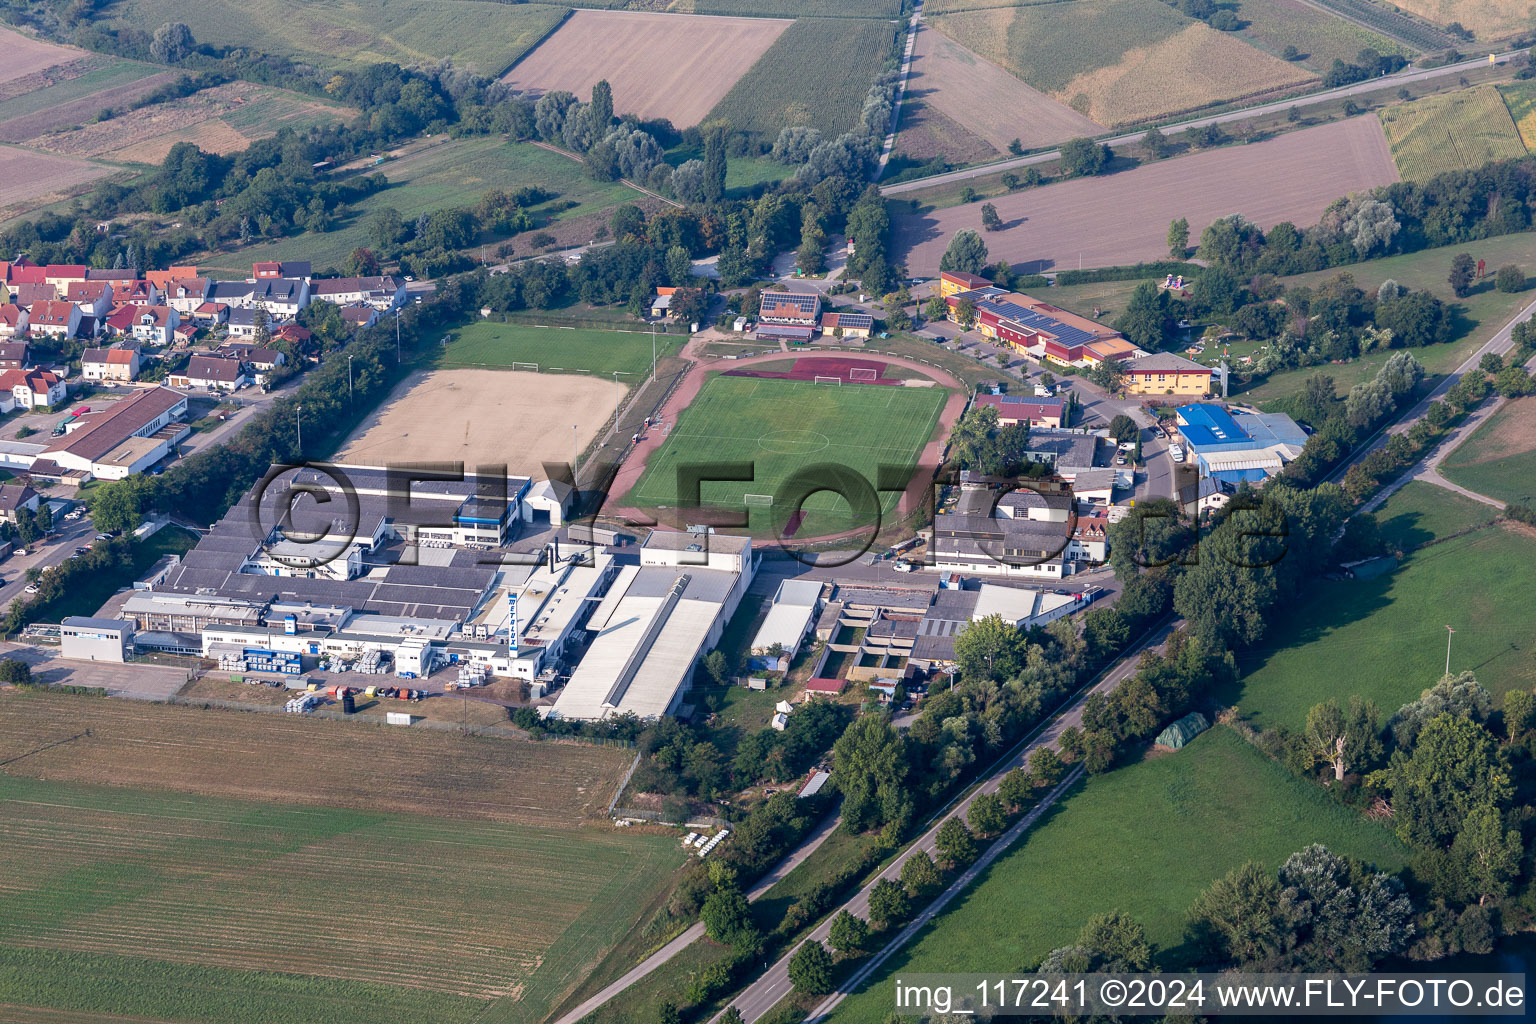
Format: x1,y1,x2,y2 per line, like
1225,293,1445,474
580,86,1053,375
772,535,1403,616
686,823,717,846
394,310,402,363
347,354,354,403
295,404,302,452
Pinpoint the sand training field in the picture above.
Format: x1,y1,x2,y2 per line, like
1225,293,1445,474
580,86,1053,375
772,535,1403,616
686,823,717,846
902,23,1101,156
501,9,791,127
336,368,626,477
895,117,1399,275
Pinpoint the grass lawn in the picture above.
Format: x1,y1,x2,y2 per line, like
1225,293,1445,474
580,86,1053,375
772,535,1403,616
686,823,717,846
826,727,1408,1024
623,374,948,535
1225,523,1536,731
440,320,684,377
104,0,568,73
1238,230,1536,408
22,527,196,624
202,138,643,275
1372,479,1498,553
1440,395,1536,505
1379,84,1528,183
0,773,685,1024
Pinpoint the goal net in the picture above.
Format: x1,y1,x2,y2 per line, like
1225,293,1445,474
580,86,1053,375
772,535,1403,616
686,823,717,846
850,367,879,382
743,493,774,507
511,361,539,372
814,376,843,386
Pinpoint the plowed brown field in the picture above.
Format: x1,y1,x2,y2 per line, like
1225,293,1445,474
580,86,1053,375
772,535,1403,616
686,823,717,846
501,9,790,127
894,117,1399,275
0,27,78,86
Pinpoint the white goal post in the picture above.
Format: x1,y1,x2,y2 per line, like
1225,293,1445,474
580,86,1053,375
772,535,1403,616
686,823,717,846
849,367,879,382
743,493,774,507
511,361,539,372
814,375,843,385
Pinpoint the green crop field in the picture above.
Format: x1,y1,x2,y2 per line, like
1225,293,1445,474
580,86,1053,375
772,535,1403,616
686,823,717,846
1441,395,1536,506
441,321,684,377
1499,80,1536,152
1228,0,1408,71
1372,479,1498,553
0,774,685,1024
104,0,569,74
0,59,157,124
624,374,947,535
707,17,897,138
203,138,642,275
1380,84,1529,183
825,727,1408,1024
1226,523,1536,730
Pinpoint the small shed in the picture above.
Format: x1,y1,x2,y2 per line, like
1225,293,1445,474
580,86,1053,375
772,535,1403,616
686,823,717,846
1155,712,1210,750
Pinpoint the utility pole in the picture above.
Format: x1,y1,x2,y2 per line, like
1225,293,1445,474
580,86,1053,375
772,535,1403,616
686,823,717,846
1445,625,1455,676
394,310,402,363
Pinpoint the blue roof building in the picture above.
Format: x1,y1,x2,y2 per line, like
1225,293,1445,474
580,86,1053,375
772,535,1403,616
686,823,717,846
1173,404,1306,485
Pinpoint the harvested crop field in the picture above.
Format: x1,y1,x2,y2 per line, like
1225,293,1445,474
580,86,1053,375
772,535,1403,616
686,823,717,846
502,9,790,127
29,80,351,163
901,23,1101,155
930,0,1313,127
0,27,79,86
0,147,115,218
1390,0,1535,40
0,773,684,1024
336,367,626,477
893,117,1399,275
0,68,177,144
1379,84,1527,183
1229,0,1408,71
0,689,630,826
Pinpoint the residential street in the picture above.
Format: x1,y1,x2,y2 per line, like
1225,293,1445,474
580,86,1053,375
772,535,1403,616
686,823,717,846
720,617,1181,1024
880,49,1525,196
0,515,98,614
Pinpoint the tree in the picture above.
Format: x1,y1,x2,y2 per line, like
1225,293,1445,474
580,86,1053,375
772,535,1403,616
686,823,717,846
833,714,910,833
953,614,1026,681
953,294,977,330
656,1002,679,1024
1028,746,1064,788
1007,138,1023,155
666,245,695,288
867,877,910,928
1040,911,1152,973
1187,861,1288,967
1143,126,1170,159
0,658,32,684
701,123,727,203
980,203,1002,232
828,910,872,956
1495,264,1525,293
788,941,834,994
1302,696,1381,781
1454,802,1521,905
1167,217,1189,258
924,296,949,322
346,247,381,277
1107,413,1138,443
968,791,1007,837
1388,670,1490,749
701,881,756,948
939,230,989,275
1449,253,1476,298
935,817,977,867
150,21,195,62
1115,281,1171,349
1058,137,1110,177
1087,355,1124,392
883,294,911,332
1277,844,1413,970
1373,713,1512,848
900,850,942,899
88,478,147,535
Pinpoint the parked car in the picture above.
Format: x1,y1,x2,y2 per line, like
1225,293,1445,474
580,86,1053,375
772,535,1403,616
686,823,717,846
893,560,915,573
23,584,38,594
1116,455,1128,465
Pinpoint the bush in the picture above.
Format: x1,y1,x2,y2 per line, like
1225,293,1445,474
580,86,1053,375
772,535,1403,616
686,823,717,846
1496,264,1526,293
0,658,32,684
1054,261,1201,286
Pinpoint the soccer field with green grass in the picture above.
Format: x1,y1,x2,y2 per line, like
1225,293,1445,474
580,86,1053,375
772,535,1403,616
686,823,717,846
824,727,1408,1024
440,321,684,378
624,374,947,535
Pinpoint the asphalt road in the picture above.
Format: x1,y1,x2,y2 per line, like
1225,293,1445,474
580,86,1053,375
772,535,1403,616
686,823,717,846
0,515,99,614
722,617,1182,1024
881,50,1525,196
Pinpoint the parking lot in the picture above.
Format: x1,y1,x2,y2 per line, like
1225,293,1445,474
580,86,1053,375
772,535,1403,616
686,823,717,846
0,641,191,699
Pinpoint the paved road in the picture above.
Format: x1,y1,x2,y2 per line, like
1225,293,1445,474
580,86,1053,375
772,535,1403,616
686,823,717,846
881,50,1525,196
547,810,843,1024
722,617,1181,1024
0,516,99,615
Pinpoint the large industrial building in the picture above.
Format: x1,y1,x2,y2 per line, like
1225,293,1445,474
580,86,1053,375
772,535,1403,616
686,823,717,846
938,275,1142,367
1174,404,1308,485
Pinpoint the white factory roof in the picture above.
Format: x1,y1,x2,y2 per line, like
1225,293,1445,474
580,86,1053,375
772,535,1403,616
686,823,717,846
485,551,611,645
972,584,1075,627
750,579,822,654
335,613,457,641
549,565,737,721
1198,449,1285,473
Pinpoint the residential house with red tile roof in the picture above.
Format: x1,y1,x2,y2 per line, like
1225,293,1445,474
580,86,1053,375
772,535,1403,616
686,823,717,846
0,368,65,407
26,300,80,339
42,265,88,290
0,305,27,337
0,340,29,368
168,353,246,391
125,305,178,347
65,281,115,319
12,283,57,307
81,347,141,382
144,266,198,289
159,277,209,315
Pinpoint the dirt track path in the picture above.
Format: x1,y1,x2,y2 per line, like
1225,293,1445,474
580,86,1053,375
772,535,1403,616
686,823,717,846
602,343,967,541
